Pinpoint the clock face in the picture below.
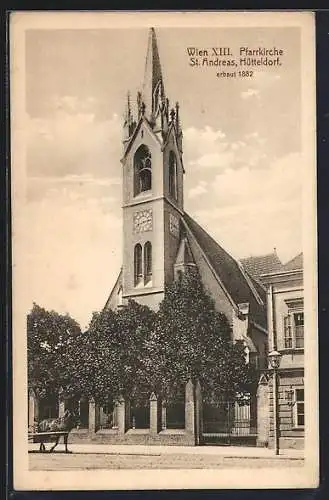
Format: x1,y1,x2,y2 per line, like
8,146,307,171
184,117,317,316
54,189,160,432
133,209,153,233
169,213,180,238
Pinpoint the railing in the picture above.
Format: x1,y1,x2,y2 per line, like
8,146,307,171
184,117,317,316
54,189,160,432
202,401,257,440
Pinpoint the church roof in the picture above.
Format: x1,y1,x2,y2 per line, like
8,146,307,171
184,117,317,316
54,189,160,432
182,212,266,328
283,252,303,271
240,252,283,280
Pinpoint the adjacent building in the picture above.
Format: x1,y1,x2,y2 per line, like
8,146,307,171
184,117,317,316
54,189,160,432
240,250,283,284
261,253,304,449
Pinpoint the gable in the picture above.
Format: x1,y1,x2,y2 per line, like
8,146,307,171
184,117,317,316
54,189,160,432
122,117,162,161
162,123,185,173
104,268,123,311
283,252,303,271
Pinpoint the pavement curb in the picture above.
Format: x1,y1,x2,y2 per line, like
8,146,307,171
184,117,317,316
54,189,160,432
28,447,304,460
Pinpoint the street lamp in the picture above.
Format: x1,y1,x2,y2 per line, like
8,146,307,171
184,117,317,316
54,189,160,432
268,350,282,455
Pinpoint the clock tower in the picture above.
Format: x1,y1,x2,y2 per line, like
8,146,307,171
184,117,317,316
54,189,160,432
121,28,184,309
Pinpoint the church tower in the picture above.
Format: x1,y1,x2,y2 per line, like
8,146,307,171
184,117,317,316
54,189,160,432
121,28,184,309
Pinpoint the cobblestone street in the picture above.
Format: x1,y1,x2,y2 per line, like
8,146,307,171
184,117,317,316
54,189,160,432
29,450,304,470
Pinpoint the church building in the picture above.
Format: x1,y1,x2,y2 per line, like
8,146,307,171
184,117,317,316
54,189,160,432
105,28,267,361
29,28,270,447
98,28,268,445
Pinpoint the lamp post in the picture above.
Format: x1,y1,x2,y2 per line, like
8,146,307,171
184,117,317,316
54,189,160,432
268,350,282,455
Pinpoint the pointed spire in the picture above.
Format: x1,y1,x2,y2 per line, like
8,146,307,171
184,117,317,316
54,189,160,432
142,28,165,122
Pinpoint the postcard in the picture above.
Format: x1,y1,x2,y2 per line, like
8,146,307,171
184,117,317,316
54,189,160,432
10,10,318,490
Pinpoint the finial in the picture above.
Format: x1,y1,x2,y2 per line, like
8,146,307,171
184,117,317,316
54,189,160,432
137,91,142,118
126,92,132,122
165,98,169,119
170,108,176,122
175,101,180,126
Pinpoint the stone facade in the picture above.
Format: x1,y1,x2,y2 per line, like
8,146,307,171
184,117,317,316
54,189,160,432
261,255,304,450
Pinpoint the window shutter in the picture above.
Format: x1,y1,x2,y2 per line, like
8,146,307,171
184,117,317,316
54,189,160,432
284,314,292,348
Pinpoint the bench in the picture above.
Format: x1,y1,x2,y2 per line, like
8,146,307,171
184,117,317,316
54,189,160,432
28,431,71,453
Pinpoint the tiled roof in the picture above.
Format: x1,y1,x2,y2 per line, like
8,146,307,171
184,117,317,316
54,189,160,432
240,252,283,280
283,252,303,271
182,213,266,328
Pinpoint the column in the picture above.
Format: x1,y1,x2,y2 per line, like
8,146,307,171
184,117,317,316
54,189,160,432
88,398,99,434
99,406,105,428
117,396,125,434
257,374,269,447
149,392,158,434
194,379,203,445
273,368,280,454
185,379,195,434
161,401,167,430
28,389,38,429
58,398,65,417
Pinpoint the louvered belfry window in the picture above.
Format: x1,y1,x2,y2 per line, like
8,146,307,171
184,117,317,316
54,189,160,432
134,145,152,196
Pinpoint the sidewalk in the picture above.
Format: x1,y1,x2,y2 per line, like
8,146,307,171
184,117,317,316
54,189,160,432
28,443,304,459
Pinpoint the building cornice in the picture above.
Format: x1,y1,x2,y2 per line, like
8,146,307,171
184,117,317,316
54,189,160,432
123,195,185,216
261,268,303,284
123,288,164,299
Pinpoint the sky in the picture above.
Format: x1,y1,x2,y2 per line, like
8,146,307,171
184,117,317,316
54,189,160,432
23,26,302,329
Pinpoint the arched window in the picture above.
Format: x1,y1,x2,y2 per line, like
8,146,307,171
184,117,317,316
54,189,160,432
134,145,152,196
134,244,143,286
169,151,178,200
144,242,152,284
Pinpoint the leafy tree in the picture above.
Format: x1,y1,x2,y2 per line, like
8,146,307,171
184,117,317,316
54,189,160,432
73,300,156,406
28,272,257,410
27,303,82,400
151,270,257,403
